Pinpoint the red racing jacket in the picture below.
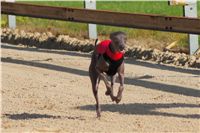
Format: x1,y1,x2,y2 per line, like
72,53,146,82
96,40,124,76
97,40,124,61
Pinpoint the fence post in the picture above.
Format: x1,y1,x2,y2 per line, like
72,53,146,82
6,0,16,28
184,1,199,55
169,0,199,55
84,0,97,39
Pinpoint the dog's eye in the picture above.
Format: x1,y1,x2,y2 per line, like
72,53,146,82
114,40,120,44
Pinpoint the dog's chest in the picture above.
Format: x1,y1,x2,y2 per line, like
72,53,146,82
103,53,124,76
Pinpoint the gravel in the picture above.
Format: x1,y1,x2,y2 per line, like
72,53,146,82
1,28,200,68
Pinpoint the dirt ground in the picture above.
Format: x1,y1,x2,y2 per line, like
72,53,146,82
1,43,200,133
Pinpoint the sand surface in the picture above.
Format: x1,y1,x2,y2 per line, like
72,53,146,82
1,43,200,132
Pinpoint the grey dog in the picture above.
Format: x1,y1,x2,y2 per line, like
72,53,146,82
89,31,127,117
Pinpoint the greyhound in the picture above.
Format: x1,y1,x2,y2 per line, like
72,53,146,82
89,31,127,117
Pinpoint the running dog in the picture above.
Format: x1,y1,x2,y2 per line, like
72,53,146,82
89,31,127,117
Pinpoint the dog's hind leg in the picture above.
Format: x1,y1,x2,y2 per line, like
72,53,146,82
89,70,101,117
95,55,112,95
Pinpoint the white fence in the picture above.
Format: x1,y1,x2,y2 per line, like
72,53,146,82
4,0,199,55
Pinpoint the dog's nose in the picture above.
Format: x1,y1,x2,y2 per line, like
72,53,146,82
120,45,125,51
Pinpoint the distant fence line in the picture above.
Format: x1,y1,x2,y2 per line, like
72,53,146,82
1,2,200,35
1,1,200,55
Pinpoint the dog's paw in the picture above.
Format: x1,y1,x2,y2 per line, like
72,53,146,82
97,112,101,118
105,90,111,95
115,96,122,104
111,96,116,102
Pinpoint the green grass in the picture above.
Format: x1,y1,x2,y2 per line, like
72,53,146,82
2,1,200,48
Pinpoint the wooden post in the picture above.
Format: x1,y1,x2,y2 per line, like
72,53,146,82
84,0,97,39
6,0,16,28
184,1,199,55
169,0,199,55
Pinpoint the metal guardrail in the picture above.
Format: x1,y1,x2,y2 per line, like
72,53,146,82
1,2,200,34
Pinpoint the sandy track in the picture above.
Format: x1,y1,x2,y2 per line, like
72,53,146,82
1,43,200,132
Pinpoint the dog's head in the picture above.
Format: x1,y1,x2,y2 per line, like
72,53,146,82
110,31,127,52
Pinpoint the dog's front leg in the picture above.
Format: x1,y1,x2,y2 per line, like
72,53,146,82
116,62,125,104
106,75,117,101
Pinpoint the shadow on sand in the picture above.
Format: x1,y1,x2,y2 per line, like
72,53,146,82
1,58,200,97
2,44,200,76
2,57,200,98
1,44,91,58
3,113,61,120
3,113,85,121
79,103,200,119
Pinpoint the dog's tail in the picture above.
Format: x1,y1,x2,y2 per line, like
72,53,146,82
95,39,98,47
